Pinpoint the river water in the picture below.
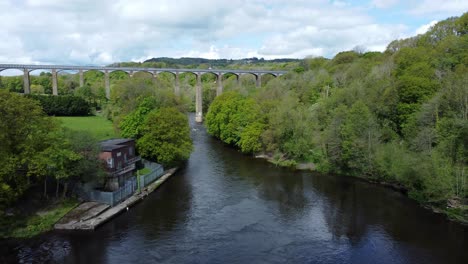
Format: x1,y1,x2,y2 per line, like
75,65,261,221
2,115,467,263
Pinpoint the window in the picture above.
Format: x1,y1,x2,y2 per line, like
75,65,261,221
117,152,121,157
129,147,134,156
107,158,114,168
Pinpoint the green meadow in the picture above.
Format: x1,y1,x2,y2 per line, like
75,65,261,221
56,115,118,140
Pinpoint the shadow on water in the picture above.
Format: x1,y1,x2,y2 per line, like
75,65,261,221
1,113,467,264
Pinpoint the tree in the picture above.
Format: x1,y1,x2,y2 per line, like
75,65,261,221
205,91,244,143
119,97,159,139
63,130,105,196
137,107,193,166
340,101,380,175
206,91,266,153
30,84,45,94
28,132,81,198
0,90,57,207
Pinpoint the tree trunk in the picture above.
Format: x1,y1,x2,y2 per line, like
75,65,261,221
62,182,68,198
56,179,59,198
43,176,48,198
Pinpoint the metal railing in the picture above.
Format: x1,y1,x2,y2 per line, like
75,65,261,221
108,156,141,177
138,163,164,188
87,177,137,206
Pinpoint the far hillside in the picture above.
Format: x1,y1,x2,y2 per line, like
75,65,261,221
108,57,301,71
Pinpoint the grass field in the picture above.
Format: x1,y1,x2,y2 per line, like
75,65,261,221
56,115,118,140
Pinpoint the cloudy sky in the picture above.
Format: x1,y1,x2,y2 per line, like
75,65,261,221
0,0,466,65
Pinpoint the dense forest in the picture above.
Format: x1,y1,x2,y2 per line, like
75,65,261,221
205,14,468,221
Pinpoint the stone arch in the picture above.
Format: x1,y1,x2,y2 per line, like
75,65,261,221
0,68,24,74
241,72,258,79
0,68,29,94
56,69,79,74
27,69,54,95
133,70,153,76
220,72,239,80
29,69,52,74
80,69,105,90
261,72,278,78
82,69,106,74
238,72,258,86
108,70,131,84
259,72,277,87
199,71,218,83
156,70,177,78
109,69,130,75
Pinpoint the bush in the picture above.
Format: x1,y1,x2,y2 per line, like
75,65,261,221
26,95,91,116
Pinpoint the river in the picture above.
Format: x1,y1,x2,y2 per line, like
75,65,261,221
1,115,467,263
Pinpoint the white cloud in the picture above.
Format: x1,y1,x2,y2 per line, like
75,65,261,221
371,0,399,9
415,20,438,35
0,0,465,65
409,0,468,15
257,23,408,58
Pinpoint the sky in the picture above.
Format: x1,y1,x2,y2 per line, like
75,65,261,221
0,0,466,65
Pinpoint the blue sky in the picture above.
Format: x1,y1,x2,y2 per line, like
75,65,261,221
0,0,466,65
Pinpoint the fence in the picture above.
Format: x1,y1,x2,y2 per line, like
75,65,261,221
88,177,137,206
138,162,164,188
83,161,164,207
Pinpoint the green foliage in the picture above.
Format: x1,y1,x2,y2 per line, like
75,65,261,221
204,13,468,219
26,94,92,116
0,90,56,208
331,51,360,65
27,129,104,198
0,75,23,92
62,130,106,184
339,101,380,175
105,77,188,125
28,130,82,183
0,90,107,211
239,122,265,153
137,107,193,166
120,97,160,139
206,91,265,153
74,84,106,109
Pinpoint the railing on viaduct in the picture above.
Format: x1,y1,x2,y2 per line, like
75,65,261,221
0,64,287,122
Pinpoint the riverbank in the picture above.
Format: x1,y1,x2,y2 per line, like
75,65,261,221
1,168,178,237
255,152,468,225
55,168,178,230
0,199,79,239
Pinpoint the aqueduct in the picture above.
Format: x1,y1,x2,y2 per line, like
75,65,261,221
0,64,287,122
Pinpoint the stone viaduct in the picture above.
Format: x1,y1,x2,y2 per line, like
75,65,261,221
0,64,287,122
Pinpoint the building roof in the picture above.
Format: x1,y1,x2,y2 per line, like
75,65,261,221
100,138,134,152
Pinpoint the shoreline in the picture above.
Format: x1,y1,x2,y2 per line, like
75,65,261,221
55,168,178,230
0,168,179,239
254,153,468,226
